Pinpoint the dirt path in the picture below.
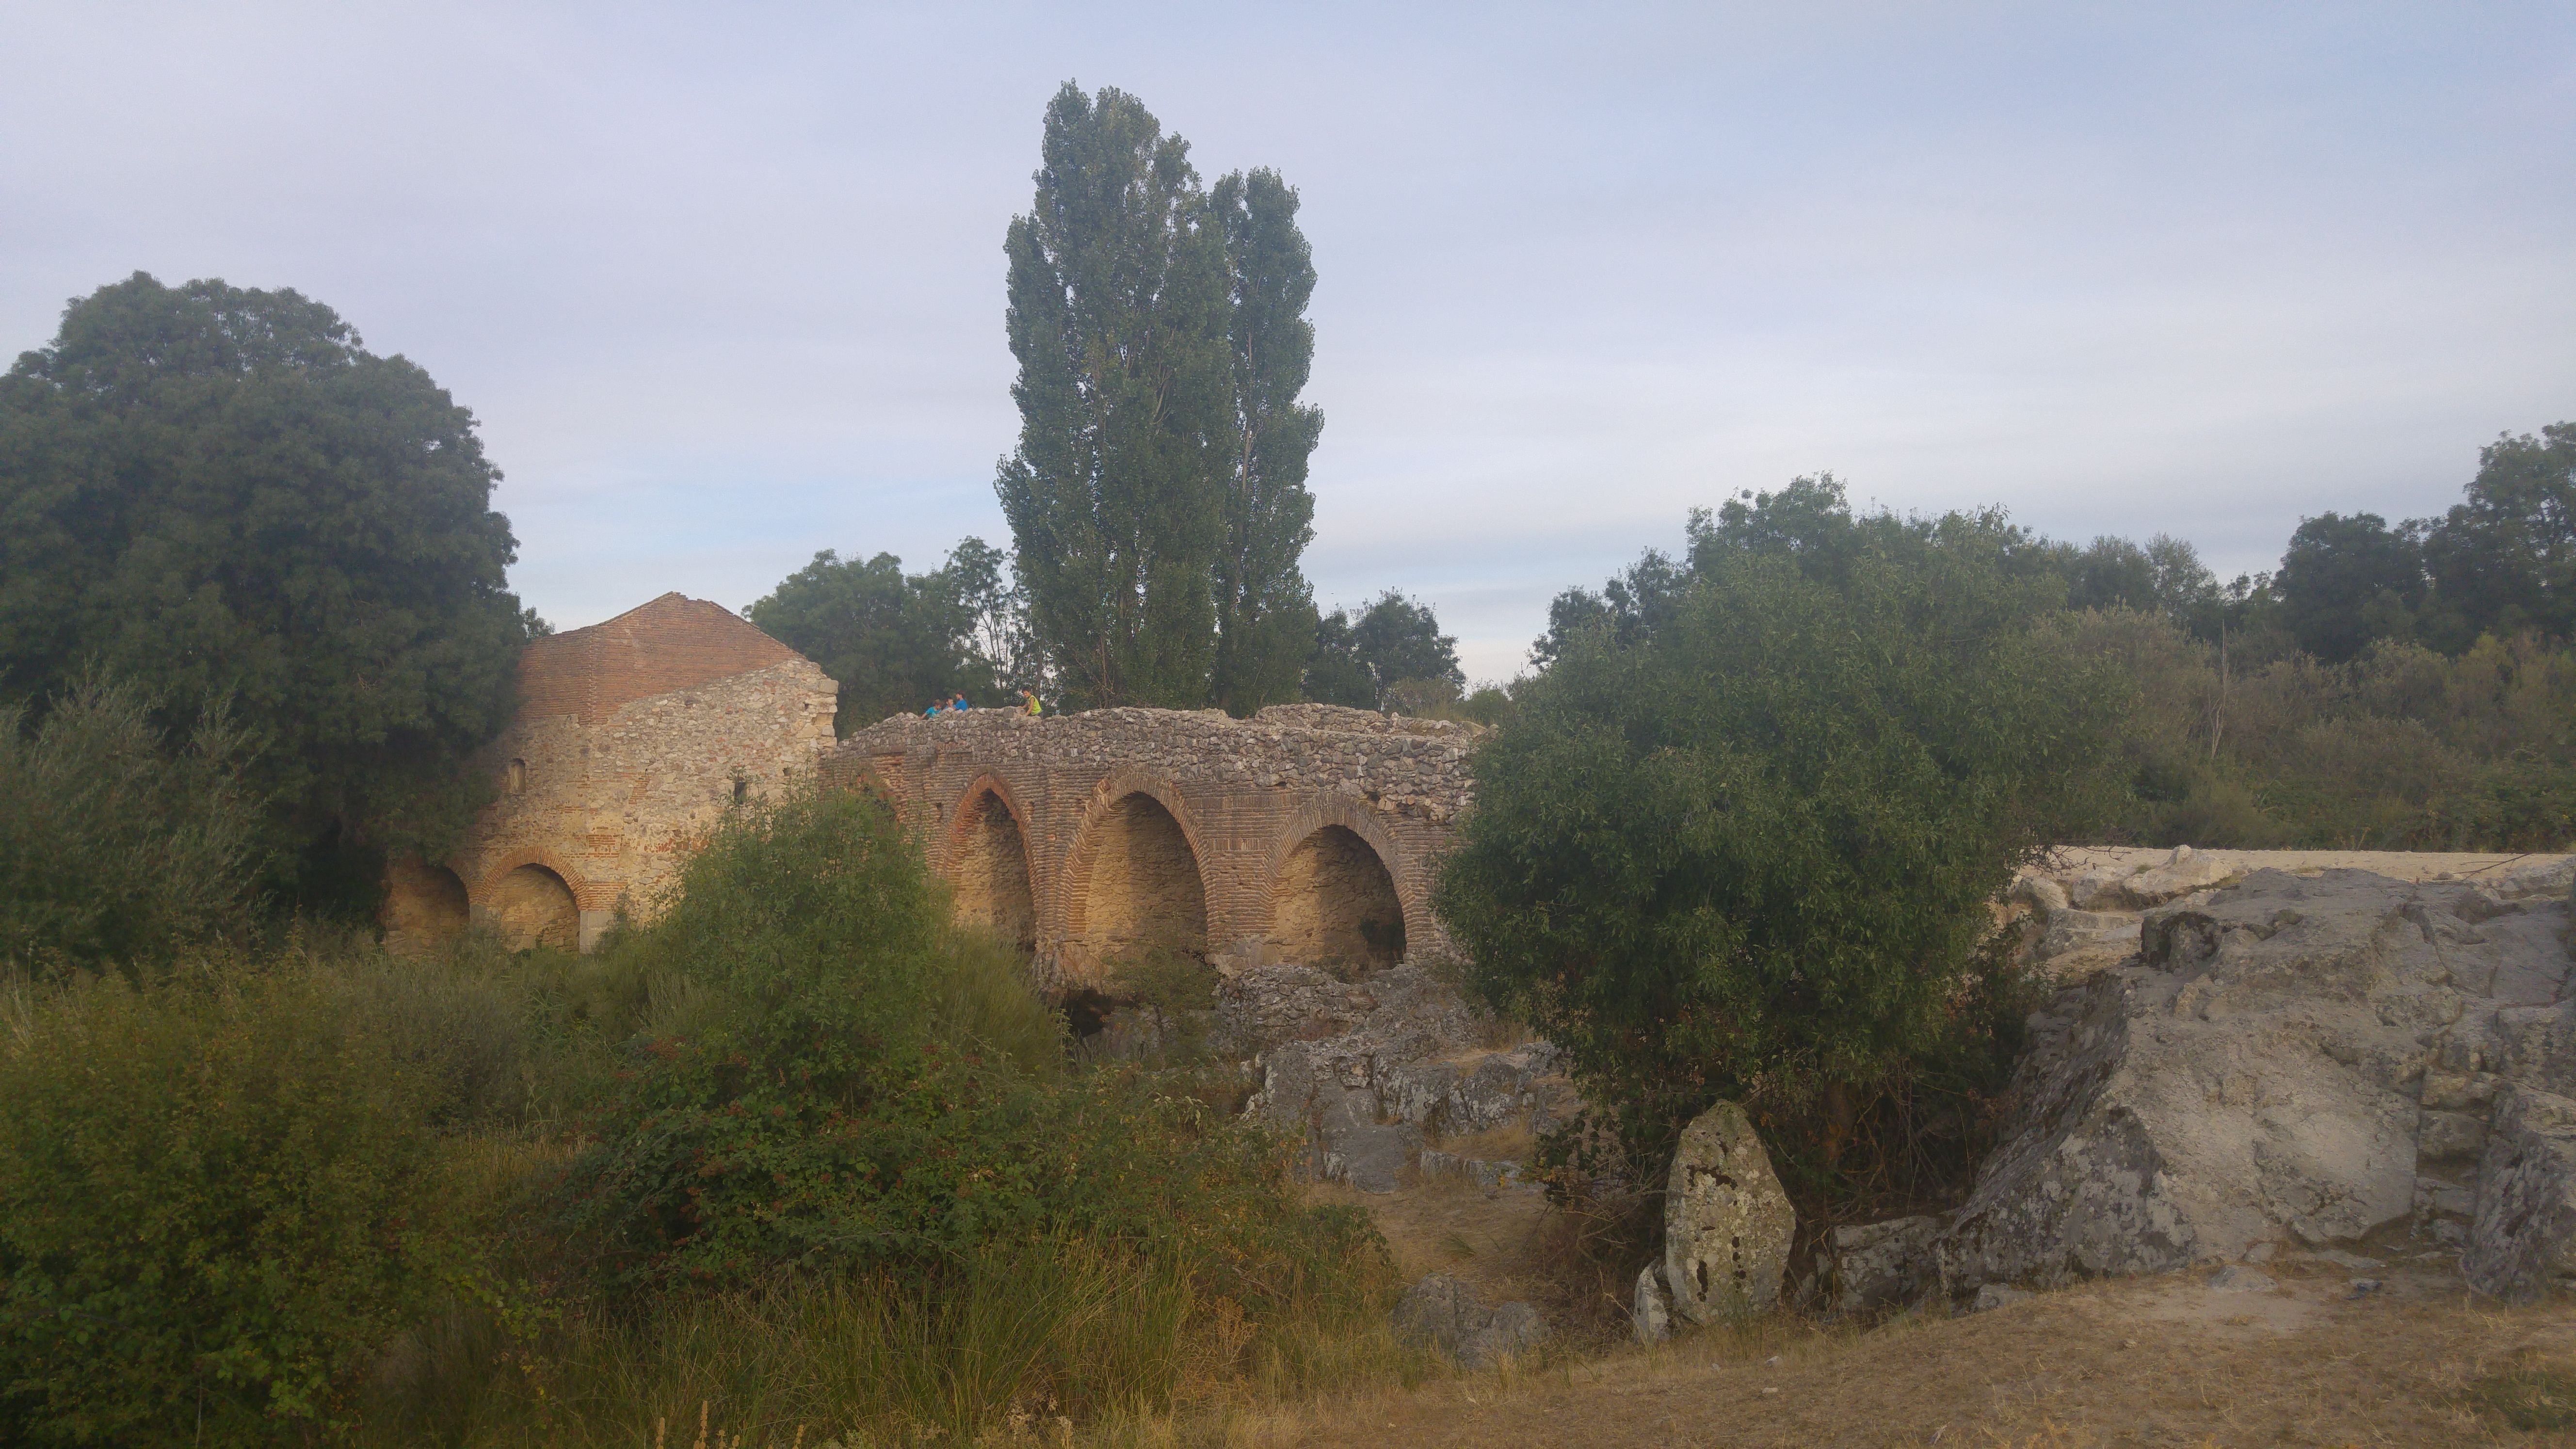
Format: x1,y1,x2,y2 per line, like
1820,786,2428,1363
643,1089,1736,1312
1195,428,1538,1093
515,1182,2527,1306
1256,1254,2576,1446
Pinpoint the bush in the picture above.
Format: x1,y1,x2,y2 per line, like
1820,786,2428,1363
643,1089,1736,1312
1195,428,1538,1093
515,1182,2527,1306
1435,495,2131,1208
0,968,479,1445
0,671,267,977
555,788,1373,1310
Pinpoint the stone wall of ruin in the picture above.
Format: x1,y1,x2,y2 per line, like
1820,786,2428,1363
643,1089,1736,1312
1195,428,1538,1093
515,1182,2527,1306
828,703,1479,987
389,593,839,952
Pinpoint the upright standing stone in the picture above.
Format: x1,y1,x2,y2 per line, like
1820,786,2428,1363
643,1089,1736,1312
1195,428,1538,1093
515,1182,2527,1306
1664,1101,1796,1324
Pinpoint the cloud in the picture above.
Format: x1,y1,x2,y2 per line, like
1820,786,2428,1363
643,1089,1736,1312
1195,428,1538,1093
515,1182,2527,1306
4,2,2571,681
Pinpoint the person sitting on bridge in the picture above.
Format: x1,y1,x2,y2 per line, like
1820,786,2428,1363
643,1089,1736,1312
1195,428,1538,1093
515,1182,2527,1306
951,692,970,712
1020,689,1041,717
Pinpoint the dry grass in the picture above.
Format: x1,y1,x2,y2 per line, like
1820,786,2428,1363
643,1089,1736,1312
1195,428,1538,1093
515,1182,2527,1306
1159,1256,2576,1448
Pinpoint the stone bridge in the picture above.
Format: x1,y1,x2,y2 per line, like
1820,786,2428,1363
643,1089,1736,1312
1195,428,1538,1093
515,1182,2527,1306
826,704,1481,990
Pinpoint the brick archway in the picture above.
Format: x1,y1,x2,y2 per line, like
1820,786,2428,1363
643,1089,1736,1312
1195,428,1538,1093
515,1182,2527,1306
943,774,1037,952
1263,796,1417,971
1058,771,1211,984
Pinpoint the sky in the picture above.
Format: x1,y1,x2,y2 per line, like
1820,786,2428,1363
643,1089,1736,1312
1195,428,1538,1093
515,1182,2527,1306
5,3,2571,682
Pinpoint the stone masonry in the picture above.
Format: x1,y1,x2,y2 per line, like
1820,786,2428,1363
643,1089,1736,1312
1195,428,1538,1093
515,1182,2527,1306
827,702,1479,989
387,593,839,952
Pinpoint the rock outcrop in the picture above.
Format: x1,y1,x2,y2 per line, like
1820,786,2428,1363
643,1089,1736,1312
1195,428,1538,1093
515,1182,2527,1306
1236,963,1577,1193
1946,857,2576,1302
1663,1102,1797,1322
1393,1273,1548,1368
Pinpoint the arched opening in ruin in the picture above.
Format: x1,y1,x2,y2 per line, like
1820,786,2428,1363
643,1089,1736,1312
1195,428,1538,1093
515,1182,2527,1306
1268,825,1405,974
383,856,469,955
1072,791,1208,971
949,788,1036,952
490,863,579,952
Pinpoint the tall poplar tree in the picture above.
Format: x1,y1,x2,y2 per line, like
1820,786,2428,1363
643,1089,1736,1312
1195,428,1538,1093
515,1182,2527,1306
1210,169,1324,713
997,83,1324,712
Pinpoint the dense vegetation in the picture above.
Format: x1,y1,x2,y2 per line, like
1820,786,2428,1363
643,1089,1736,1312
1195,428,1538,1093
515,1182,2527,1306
0,274,535,910
1440,482,2132,1210
0,780,1394,1446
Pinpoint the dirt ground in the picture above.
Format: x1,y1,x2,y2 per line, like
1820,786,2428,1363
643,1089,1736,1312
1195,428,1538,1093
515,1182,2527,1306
1266,1184,2576,1447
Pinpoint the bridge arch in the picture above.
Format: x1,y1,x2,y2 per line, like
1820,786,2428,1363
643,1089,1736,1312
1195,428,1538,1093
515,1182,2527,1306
1058,770,1210,984
471,851,593,952
1263,795,1415,973
941,773,1037,953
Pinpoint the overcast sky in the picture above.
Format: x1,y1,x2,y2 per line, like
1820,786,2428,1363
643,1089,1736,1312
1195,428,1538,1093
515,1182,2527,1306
6,3,2571,681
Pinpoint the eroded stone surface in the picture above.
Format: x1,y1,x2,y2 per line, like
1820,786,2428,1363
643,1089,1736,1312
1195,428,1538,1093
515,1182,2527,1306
1824,1216,1942,1315
1664,1102,1797,1323
1946,861,2576,1300
1393,1273,1548,1368
2462,1085,2576,1303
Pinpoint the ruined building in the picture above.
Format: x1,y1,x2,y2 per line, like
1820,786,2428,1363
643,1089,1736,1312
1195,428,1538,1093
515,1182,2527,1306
383,593,839,952
388,594,1480,982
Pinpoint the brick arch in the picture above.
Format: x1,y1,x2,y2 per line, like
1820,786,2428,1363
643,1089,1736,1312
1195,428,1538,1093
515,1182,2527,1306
941,773,1038,951
934,771,1020,849
1262,795,1418,970
1056,770,1212,978
469,849,601,913
469,850,592,952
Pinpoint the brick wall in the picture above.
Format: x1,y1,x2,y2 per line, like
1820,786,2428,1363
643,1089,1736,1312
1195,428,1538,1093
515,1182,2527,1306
828,704,1478,988
418,594,838,950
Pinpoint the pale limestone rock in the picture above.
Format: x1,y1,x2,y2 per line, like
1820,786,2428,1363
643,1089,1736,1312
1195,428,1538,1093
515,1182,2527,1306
1632,1263,1672,1344
1942,865,2576,1300
1393,1273,1548,1368
2462,1085,2576,1303
1824,1216,1941,1314
1664,1102,1796,1323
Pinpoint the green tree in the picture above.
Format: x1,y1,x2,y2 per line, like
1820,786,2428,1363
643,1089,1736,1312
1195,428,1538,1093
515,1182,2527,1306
2273,511,2426,662
746,540,1018,730
1209,169,1326,714
1435,490,2129,1203
997,84,1232,709
996,84,1325,713
0,274,530,906
1301,607,1378,708
2422,422,2575,645
0,671,267,977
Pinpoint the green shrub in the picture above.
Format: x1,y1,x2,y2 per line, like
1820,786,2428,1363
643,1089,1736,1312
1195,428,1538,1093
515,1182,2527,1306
1435,492,2131,1207
0,969,479,1445
0,671,268,977
555,788,1366,1306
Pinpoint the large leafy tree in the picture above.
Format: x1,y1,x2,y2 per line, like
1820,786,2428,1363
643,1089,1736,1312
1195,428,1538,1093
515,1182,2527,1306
996,83,1324,712
746,539,1028,731
1303,590,1462,710
0,274,529,904
2273,511,2427,662
1437,483,2129,1200
2422,422,2575,644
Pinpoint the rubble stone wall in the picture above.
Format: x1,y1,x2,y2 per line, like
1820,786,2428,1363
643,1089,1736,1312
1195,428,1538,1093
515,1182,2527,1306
392,594,839,952
827,703,1479,987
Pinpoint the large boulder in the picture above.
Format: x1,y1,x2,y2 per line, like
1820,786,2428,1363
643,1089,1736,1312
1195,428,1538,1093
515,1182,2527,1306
1943,864,2575,1297
1392,1273,1548,1368
1663,1102,1796,1323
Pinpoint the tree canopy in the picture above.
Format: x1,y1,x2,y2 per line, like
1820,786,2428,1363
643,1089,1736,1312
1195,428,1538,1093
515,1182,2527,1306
996,83,1323,713
1444,480,2130,1198
0,273,530,905
745,538,1030,729
1304,589,1463,710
